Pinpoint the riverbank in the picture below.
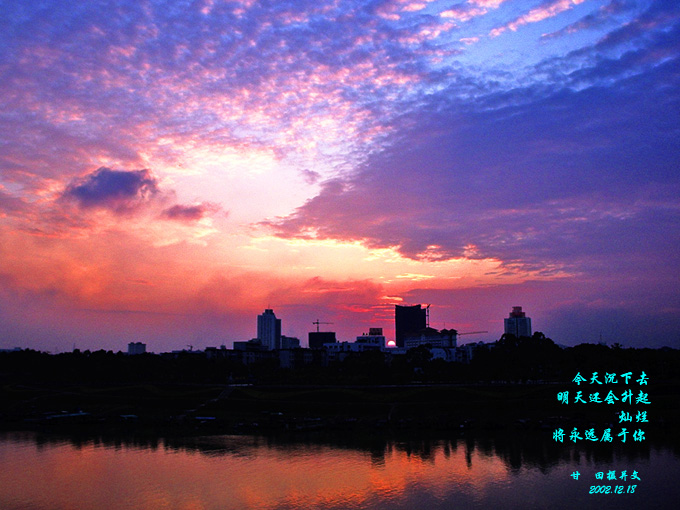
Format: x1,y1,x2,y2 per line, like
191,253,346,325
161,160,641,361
2,381,678,437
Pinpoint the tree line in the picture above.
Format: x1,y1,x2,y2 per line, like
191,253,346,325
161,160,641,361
1,334,678,385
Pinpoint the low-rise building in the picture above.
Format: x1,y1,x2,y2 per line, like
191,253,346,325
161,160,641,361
127,342,146,355
281,335,301,349
404,328,458,349
355,327,386,350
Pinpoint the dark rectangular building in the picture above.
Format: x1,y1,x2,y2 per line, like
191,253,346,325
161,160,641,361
308,331,337,349
395,304,427,348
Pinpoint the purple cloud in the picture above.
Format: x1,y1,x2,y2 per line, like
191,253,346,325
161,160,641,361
161,203,221,222
62,167,159,214
268,25,680,277
300,169,321,185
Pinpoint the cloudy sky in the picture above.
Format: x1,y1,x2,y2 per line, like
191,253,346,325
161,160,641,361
1,0,678,352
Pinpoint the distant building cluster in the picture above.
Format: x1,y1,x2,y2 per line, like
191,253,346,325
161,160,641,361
127,342,146,355
121,306,535,370
0,347,22,353
233,308,300,352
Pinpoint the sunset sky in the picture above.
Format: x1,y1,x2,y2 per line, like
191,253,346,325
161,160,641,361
1,0,678,352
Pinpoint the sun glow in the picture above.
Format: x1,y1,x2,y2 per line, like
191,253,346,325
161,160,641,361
240,235,550,290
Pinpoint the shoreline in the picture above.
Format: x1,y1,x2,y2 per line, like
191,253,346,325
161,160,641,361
3,381,678,438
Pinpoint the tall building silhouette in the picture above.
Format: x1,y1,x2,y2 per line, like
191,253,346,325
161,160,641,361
257,308,281,350
395,304,427,347
504,306,532,338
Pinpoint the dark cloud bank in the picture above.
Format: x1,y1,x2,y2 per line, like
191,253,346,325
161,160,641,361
62,167,220,222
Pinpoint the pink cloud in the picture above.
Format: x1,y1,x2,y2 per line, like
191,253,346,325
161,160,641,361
491,0,587,37
0,189,29,216
439,0,508,22
441,7,488,22
374,0,434,20
470,0,507,7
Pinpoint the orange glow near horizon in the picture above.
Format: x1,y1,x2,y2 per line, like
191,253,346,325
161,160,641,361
0,206,573,350
0,223,566,314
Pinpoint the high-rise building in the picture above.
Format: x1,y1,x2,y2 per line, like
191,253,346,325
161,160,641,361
395,304,427,347
257,308,281,350
504,306,532,338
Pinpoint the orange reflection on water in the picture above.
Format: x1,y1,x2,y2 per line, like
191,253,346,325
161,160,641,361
0,435,512,510
366,442,510,501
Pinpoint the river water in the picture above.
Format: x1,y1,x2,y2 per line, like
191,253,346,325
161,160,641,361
1,431,678,510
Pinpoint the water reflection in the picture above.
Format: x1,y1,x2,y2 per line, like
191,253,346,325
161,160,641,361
1,431,679,510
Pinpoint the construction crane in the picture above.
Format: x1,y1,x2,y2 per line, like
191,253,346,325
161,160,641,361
458,331,488,336
312,319,334,333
